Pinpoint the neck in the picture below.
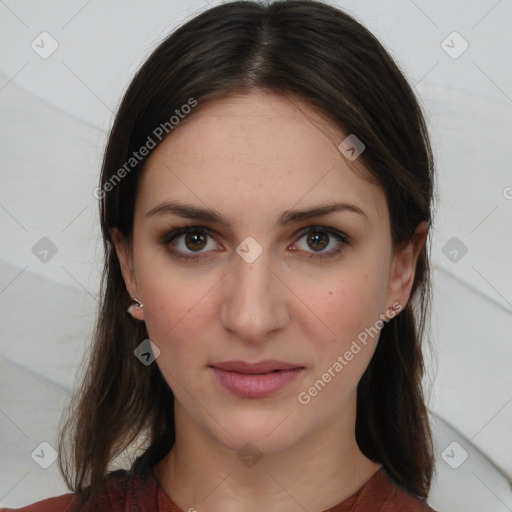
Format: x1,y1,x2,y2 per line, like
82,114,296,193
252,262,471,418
153,395,381,512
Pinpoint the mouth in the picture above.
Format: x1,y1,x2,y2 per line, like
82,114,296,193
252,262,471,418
209,360,305,398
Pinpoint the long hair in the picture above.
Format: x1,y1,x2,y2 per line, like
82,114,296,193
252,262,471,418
58,0,435,503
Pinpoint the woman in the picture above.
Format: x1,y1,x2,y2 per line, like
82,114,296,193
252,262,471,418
2,1,438,510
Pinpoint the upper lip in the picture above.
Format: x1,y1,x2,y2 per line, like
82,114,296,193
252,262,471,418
210,360,304,374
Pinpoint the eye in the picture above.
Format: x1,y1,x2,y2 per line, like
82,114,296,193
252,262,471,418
161,226,349,262
161,227,222,262
292,226,349,260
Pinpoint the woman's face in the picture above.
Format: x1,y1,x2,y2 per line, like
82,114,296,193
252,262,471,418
114,91,420,454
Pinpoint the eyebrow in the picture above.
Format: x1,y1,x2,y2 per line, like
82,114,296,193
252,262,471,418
145,200,368,226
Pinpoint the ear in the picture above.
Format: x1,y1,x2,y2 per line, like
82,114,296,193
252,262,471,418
111,227,145,321
386,221,428,312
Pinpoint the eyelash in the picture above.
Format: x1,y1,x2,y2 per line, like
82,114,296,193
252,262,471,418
160,226,350,262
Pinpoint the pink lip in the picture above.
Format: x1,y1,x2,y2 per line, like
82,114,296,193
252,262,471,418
210,360,305,398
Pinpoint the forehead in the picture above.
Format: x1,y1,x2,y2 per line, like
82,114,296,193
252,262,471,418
136,91,386,224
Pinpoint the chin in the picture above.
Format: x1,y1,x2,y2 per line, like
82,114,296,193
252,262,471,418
205,408,303,456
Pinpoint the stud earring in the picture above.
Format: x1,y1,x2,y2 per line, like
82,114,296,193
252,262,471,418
127,297,144,314
132,298,144,309
385,300,403,320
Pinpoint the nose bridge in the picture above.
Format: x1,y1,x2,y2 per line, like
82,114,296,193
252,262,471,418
220,241,287,342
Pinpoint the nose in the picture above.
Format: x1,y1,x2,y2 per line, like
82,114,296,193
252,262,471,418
220,244,290,344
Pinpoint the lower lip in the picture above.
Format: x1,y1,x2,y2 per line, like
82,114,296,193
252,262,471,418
211,367,304,398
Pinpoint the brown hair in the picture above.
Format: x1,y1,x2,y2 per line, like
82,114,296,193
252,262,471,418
58,0,435,504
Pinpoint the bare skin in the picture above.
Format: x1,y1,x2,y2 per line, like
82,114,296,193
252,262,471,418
113,90,427,512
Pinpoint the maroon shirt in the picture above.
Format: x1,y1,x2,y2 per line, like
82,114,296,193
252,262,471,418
1,465,438,511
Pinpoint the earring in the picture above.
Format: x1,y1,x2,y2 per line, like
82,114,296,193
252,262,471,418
127,297,143,314
132,298,144,309
385,300,403,320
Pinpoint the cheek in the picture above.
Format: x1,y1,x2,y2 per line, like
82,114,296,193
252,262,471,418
134,255,218,379
299,255,391,387
142,280,210,349
141,282,212,394
313,267,390,344
295,277,387,414
133,242,203,335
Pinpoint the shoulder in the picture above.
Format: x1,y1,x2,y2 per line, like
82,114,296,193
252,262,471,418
0,468,151,512
331,467,438,512
369,468,439,512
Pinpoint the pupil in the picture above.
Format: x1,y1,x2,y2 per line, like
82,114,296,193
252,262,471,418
309,231,328,251
186,232,206,251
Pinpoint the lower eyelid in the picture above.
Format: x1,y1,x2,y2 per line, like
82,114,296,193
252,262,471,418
163,230,219,256
294,228,348,249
